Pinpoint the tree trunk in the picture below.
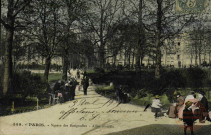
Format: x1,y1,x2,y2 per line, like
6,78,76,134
141,57,144,67
135,0,144,69
113,54,116,65
0,0,2,61
62,54,69,81
128,49,131,68
199,52,201,66
3,29,14,95
155,38,161,79
195,48,198,66
132,49,135,68
99,45,105,68
44,56,51,81
135,47,141,68
155,0,162,79
3,0,15,95
204,52,206,62
190,51,193,66
124,49,127,66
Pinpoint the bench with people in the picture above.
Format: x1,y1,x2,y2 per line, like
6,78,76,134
115,85,130,103
144,91,211,122
168,90,211,122
143,90,210,135
47,77,78,105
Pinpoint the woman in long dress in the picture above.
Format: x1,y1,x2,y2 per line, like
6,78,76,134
178,91,198,119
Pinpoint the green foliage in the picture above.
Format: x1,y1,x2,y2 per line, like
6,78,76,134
94,67,105,74
13,70,47,98
16,63,62,71
95,86,116,99
185,67,207,89
33,73,62,83
16,63,45,70
95,86,171,110
48,73,62,82
89,67,208,96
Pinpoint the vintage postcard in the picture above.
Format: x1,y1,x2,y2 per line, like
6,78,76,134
0,0,211,135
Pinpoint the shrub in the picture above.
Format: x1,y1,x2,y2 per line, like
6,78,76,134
142,69,186,96
50,64,62,71
94,67,105,73
185,67,207,89
161,69,186,88
13,70,47,99
116,65,123,71
16,63,45,70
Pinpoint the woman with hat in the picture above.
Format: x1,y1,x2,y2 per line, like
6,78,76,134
175,92,185,117
185,91,196,101
151,95,162,118
178,91,198,119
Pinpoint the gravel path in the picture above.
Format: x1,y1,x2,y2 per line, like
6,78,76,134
0,85,210,135
0,69,210,135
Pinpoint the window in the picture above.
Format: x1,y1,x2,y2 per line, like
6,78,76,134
177,55,180,60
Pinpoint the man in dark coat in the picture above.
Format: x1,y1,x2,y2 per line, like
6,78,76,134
82,73,89,95
69,77,77,100
77,69,80,79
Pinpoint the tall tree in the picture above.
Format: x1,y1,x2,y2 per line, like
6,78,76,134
0,0,1,62
136,0,145,68
154,0,162,79
60,0,85,80
30,0,64,81
142,0,194,78
82,0,122,68
0,0,31,95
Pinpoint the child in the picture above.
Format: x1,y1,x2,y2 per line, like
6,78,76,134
183,101,194,135
151,95,162,118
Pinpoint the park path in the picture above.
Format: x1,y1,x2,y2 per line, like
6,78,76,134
0,70,210,135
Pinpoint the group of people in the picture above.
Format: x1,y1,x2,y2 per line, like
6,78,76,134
150,91,210,135
69,69,90,95
48,77,78,104
48,69,90,104
115,85,130,103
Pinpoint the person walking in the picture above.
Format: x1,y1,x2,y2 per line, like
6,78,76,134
77,69,80,80
151,95,162,119
82,72,89,95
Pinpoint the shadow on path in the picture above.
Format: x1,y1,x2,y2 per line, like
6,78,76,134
107,124,211,135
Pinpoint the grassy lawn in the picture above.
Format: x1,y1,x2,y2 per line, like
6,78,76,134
95,86,171,109
95,86,211,110
48,73,62,82
33,72,62,82
0,97,49,116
